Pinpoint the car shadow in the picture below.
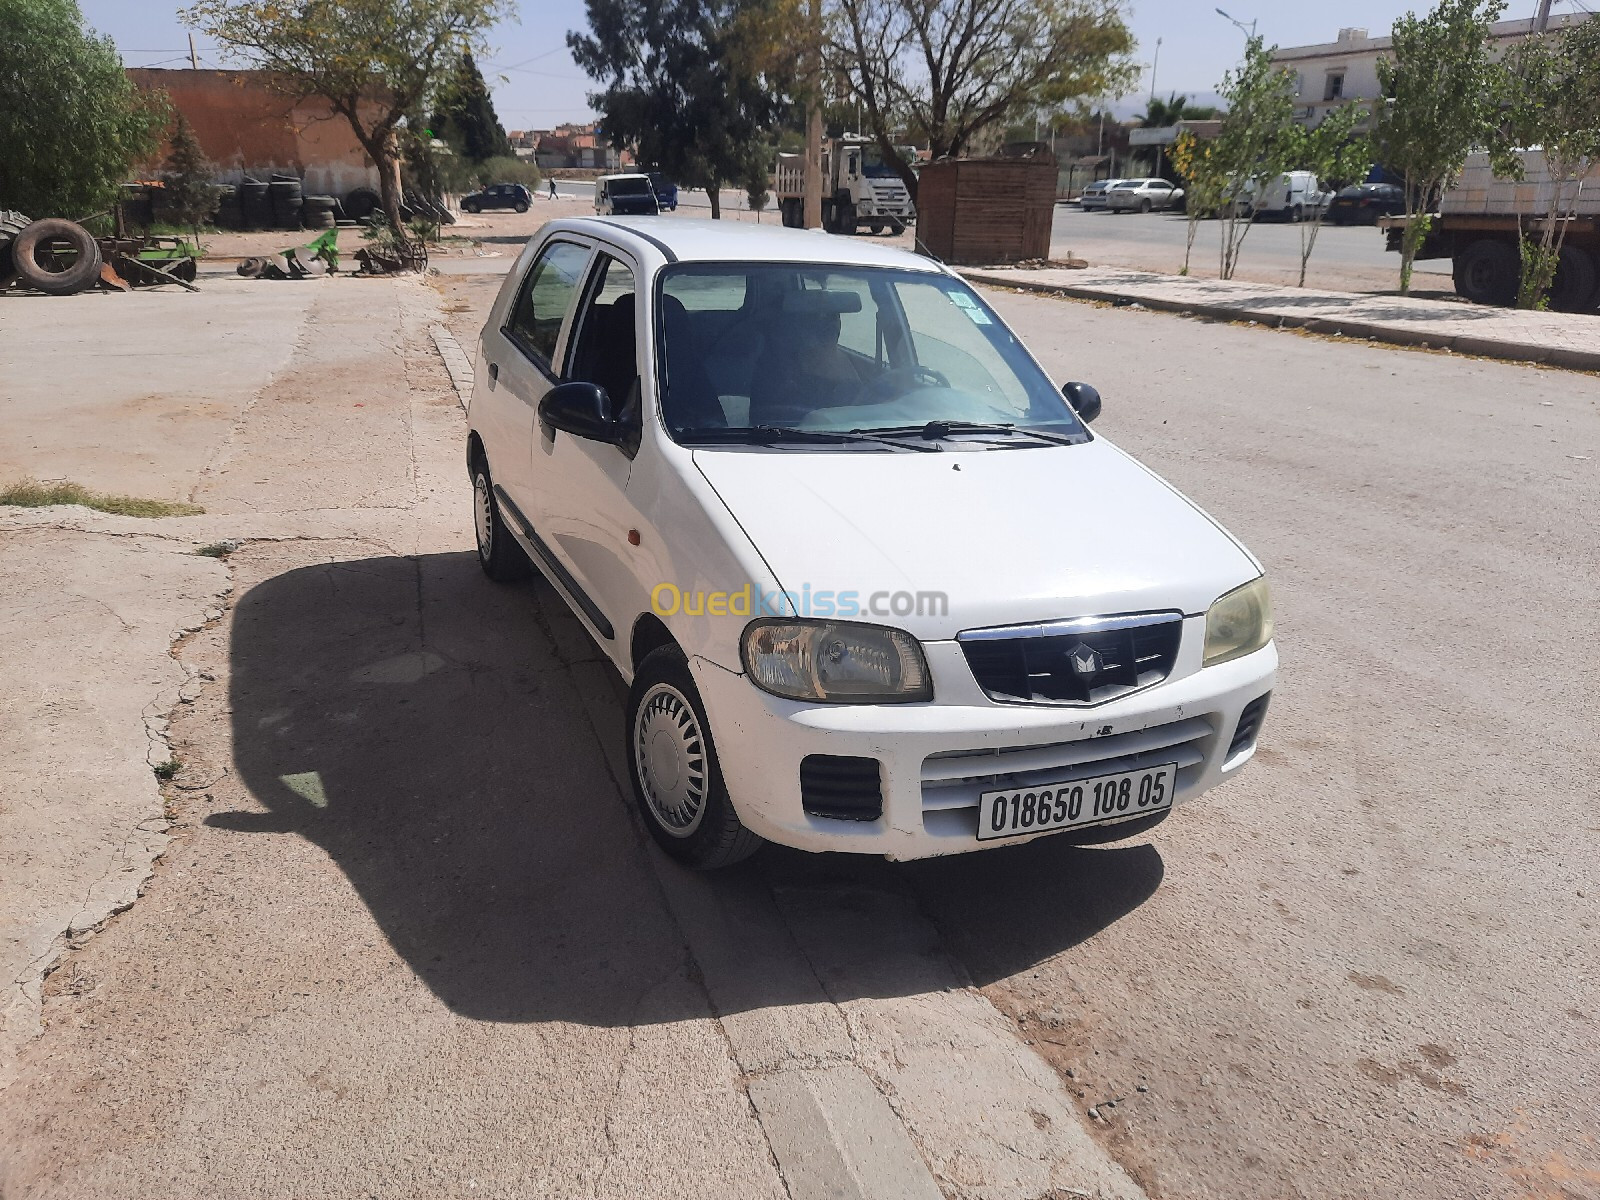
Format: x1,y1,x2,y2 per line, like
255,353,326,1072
217,552,1162,1025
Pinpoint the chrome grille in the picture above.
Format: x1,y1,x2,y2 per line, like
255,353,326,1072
958,612,1183,706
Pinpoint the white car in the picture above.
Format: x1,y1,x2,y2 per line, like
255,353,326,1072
1106,178,1185,213
1079,178,1124,211
467,218,1277,868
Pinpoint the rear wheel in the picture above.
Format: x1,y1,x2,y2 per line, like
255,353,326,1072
1453,238,1519,306
626,646,763,870
1549,243,1599,313
472,462,532,581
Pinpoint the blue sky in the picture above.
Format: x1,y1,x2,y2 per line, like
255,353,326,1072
82,0,1562,129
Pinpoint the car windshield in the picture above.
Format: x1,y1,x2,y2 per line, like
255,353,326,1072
656,264,1087,448
608,177,651,196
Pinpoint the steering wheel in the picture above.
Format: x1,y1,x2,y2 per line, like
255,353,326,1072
864,364,950,400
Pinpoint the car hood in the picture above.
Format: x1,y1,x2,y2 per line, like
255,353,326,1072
692,437,1260,640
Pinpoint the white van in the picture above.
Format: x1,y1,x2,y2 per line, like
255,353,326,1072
1250,172,1329,221
593,173,660,216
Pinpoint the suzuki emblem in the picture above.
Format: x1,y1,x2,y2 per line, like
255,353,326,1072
1067,643,1103,677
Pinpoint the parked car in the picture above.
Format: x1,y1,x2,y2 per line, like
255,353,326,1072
646,171,679,211
1328,182,1405,225
1079,178,1124,211
466,217,1277,868
1248,171,1330,221
460,183,531,214
1106,178,1185,213
594,173,661,216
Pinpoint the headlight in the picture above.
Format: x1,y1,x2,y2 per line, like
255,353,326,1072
1203,576,1274,667
741,620,932,703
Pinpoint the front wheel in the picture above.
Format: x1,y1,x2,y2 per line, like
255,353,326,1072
1138,198,1152,214
626,646,763,869
515,201,529,213
472,464,532,581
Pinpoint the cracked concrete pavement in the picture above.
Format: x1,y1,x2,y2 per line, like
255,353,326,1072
0,265,1142,1199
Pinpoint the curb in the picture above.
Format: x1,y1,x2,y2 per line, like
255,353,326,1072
429,324,474,410
961,271,1600,374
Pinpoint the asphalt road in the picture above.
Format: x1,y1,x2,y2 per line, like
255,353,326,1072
442,225,1600,1197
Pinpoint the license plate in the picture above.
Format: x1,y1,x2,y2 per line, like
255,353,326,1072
977,763,1177,842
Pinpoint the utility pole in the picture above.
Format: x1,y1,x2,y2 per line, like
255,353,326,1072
188,32,199,69
1149,37,1162,102
802,0,824,229
1533,0,1554,32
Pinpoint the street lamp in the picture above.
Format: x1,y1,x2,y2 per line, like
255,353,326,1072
1215,8,1256,37
1148,36,1162,103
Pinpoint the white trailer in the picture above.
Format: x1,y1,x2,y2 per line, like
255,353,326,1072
774,137,916,236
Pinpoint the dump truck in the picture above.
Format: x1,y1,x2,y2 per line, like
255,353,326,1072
774,137,916,236
1382,150,1600,311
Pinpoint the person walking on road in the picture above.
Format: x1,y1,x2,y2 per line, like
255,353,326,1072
548,178,559,201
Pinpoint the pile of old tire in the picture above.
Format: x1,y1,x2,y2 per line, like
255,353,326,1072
343,187,381,223
301,195,338,229
269,177,303,230
239,179,272,230
215,185,244,230
6,218,103,295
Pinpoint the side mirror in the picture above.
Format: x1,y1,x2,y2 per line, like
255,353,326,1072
539,381,618,443
1062,381,1102,424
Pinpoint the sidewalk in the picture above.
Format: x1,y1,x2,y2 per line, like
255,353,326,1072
963,265,1600,372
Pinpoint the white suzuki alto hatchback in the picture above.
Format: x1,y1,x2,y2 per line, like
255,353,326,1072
468,218,1276,868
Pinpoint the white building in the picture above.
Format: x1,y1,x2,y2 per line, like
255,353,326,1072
1271,11,1593,128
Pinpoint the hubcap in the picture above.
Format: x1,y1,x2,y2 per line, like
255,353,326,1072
634,683,708,837
474,472,493,560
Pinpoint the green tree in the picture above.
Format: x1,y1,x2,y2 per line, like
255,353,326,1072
184,0,517,238
1496,19,1600,309
827,0,1136,202
432,51,513,162
1172,129,1223,276
1210,35,1299,280
1373,0,1505,295
569,0,788,218
1289,104,1371,286
161,113,223,238
0,0,167,218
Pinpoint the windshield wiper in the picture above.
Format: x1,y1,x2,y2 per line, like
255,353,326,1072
678,425,941,451
854,420,1082,446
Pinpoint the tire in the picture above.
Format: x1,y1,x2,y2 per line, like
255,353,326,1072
463,201,479,214
1139,198,1152,214
1291,204,1305,223
1453,238,1519,306
515,201,529,213
1549,243,1599,313
472,463,533,582
344,187,381,221
887,218,906,236
626,645,763,870
10,219,102,295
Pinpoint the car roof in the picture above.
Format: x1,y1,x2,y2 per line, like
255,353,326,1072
544,217,944,271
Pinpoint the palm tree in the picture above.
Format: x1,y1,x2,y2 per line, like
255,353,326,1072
1137,93,1191,128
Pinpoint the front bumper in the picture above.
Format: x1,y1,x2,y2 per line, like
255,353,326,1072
690,631,1277,861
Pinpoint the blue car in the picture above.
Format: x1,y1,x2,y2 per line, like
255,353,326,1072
646,172,679,211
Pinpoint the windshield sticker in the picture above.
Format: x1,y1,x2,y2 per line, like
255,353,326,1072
948,291,994,323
